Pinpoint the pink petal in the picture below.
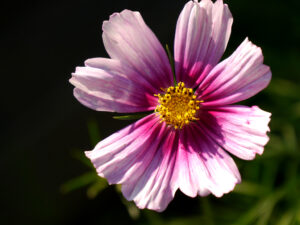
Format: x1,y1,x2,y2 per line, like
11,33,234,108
70,59,157,112
85,114,178,212
174,0,233,88
122,128,178,212
198,38,272,106
198,105,271,160
173,123,241,198
102,10,173,89
85,58,160,94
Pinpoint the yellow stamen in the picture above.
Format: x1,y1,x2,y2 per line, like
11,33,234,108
154,82,203,129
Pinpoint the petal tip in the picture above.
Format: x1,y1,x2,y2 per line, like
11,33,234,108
84,150,93,159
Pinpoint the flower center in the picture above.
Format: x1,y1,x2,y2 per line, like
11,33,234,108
154,82,202,129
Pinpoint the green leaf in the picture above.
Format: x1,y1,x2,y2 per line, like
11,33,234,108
276,210,295,225
60,172,98,194
120,197,140,220
282,124,298,152
231,189,286,225
113,113,149,120
86,178,108,199
200,197,214,225
233,181,268,197
87,118,101,146
70,149,94,168
165,44,177,86
266,78,300,99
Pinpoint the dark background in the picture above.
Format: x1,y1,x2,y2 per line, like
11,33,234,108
1,0,300,224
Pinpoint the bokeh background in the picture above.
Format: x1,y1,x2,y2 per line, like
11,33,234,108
1,0,300,224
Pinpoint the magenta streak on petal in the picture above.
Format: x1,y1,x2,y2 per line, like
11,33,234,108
86,114,159,170
73,88,155,113
197,106,271,160
86,114,178,211
119,123,169,191
102,10,173,90
183,123,241,197
126,129,178,212
174,0,232,88
70,65,157,113
198,38,271,106
174,1,212,88
173,126,210,197
84,58,159,95
94,120,162,185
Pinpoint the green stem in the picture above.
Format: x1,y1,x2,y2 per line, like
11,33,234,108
113,113,150,120
165,44,177,86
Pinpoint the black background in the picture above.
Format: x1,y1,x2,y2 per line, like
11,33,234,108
1,0,299,224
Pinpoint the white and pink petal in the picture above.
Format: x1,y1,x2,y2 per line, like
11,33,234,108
173,124,241,198
102,10,173,90
174,0,233,88
198,38,272,106
198,105,271,160
85,58,160,94
85,114,178,212
70,60,158,112
122,129,178,211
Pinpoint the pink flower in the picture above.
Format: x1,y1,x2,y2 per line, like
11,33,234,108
70,0,271,212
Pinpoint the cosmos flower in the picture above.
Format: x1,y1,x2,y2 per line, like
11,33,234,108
70,0,271,212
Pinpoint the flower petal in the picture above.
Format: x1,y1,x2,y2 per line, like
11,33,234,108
122,127,178,212
102,10,173,89
173,123,241,197
198,105,271,160
174,0,233,88
85,114,178,212
85,58,160,94
198,38,272,106
70,59,157,112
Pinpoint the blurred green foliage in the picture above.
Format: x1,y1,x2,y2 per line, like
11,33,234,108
61,0,300,224
2,0,299,224
63,75,300,224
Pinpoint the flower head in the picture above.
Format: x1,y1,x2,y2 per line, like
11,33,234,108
70,0,271,212
155,82,202,129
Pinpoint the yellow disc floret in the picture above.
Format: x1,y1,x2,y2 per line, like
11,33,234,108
154,82,202,129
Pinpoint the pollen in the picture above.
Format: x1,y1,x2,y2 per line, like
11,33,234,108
154,82,203,129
